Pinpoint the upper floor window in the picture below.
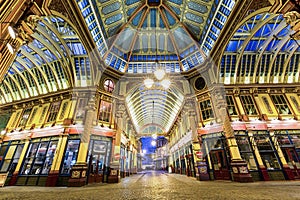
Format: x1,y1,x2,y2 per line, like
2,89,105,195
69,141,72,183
19,108,32,127
226,96,237,115
271,94,291,115
104,79,115,93
240,95,257,115
75,98,88,120
46,101,61,123
199,99,214,121
98,100,112,122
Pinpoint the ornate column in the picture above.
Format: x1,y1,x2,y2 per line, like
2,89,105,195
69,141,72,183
68,97,96,186
213,87,253,182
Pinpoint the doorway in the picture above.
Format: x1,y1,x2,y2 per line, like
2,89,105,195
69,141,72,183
282,147,300,179
210,149,231,180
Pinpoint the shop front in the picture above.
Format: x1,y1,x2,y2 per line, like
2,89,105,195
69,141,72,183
202,132,231,180
16,136,60,186
275,130,300,179
86,135,112,184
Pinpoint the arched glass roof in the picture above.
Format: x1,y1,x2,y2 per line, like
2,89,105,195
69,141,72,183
126,83,184,134
77,0,235,73
220,12,300,84
0,16,88,104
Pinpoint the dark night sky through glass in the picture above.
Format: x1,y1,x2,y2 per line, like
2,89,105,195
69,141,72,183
140,137,156,154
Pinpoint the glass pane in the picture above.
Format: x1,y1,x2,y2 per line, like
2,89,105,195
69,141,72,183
41,141,58,174
241,152,257,170
61,140,80,174
21,143,39,174
261,153,281,170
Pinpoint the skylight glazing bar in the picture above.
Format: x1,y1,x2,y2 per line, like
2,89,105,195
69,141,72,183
200,0,235,55
77,0,108,57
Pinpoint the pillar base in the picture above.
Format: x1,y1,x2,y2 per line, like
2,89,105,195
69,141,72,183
258,165,270,181
108,162,120,183
9,172,18,186
197,161,210,181
231,160,253,182
68,163,88,187
283,165,295,180
46,170,59,186
107,169,120,183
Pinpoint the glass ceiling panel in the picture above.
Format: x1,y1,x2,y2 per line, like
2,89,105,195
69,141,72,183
77,0,234,73
221,12,300,85
0,16,88,104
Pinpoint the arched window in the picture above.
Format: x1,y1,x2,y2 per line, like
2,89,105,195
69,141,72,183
104,79,115,93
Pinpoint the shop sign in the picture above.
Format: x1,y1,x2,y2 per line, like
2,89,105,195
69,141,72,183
196,151,202,159
114,153,120,160
91,135,111,141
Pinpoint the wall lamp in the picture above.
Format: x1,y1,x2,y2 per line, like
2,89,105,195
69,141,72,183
0,22,19,54
0,39,15,54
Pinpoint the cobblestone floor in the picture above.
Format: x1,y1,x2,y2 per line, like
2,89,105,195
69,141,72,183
0,171,300,200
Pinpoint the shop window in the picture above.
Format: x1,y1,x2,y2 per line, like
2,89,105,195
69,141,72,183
21,137,58,175
199,99,214,120
0,143,24,175
46,101,61,123
202,132,225,159
235,131,257,170
226,95,237,115
275,130,300,169
104,79,115,93
18,108,32,127
75,98,88,120
253,131,281,170
240,95,257,115
87,137,112,175
0,142,9,166
98,100,112,122
61,139,80,175
271,94,291,115
275,130,292,146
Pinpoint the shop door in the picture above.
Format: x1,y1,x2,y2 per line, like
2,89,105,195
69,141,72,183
210,150,231,180
181,159,186,175
282,147,300,179
88,153,106,183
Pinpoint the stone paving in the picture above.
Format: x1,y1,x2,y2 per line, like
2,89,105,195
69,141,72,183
0,171,300,200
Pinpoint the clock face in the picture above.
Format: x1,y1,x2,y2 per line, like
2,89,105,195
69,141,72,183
72,170,80,178
194,77,206,91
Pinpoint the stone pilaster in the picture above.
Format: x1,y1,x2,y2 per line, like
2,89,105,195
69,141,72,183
68,97,96,187
108,103,125,183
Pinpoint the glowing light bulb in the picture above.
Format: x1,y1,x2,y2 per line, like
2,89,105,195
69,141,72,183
151,140,156,146
144,78,154,89
8,25,16,39
160,79,171,89
6,43,14,54
154,68,165,80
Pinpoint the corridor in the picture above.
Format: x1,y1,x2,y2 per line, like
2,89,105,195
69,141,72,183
0,171,299,200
